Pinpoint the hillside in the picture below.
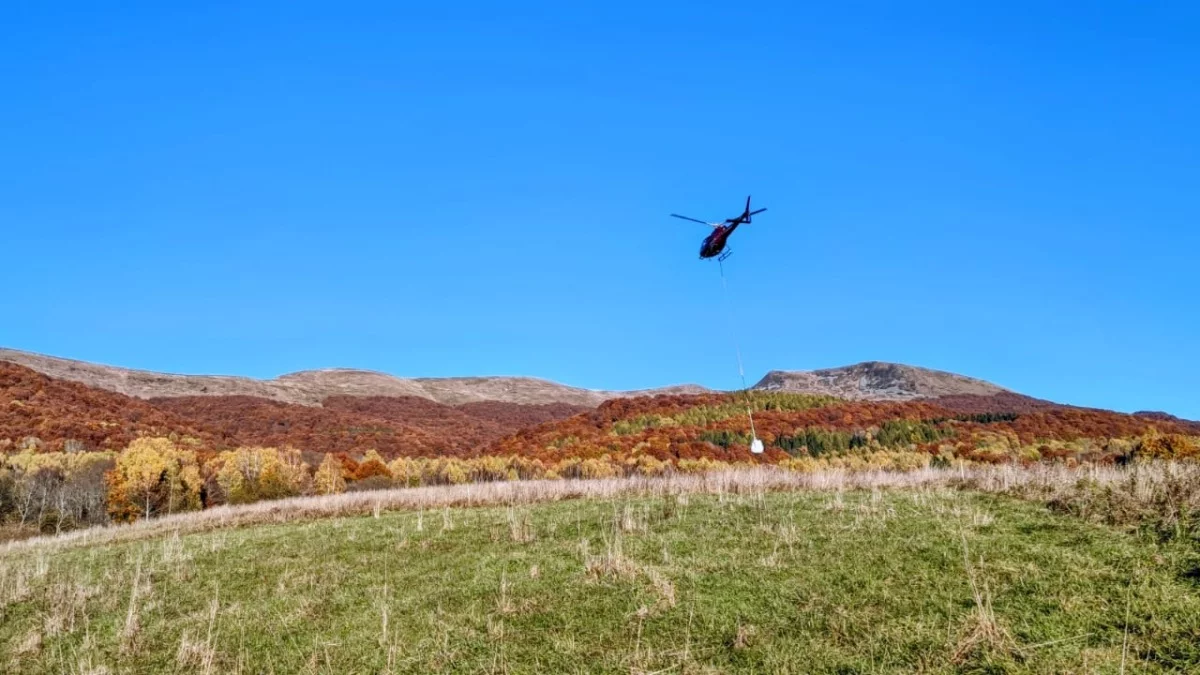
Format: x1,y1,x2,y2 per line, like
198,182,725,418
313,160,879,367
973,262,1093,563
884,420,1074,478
4,347,1196,468
0,362,587,456
0,348,710,407
145,394,592,458
754,361,1010,400
6,359,1197,543
2,349,1036,409
147,394,448,457
489,390,1200,465
4,349,1198,464
0,362,217,453
924,391,1068,415
4,471,1200,673
323,395,590,448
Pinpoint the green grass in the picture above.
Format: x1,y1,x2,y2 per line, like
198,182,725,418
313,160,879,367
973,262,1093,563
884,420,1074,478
3,488,1199,674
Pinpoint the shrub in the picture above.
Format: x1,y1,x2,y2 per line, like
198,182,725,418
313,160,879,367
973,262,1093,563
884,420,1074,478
354,449,393,481
345,475,394,492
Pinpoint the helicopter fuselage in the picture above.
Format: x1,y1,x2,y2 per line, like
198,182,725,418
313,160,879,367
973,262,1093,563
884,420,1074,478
699,222,739,258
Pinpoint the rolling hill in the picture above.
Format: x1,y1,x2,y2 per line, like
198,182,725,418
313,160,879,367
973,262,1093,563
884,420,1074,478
2,348,1197,547
7,475,1200,674
3,347,1195,461
1,348,1032,407
0,361,590,456
0,348,709,407
0,362,218,453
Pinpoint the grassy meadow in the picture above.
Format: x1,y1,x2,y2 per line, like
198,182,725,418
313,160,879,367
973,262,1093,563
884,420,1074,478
3,468,1200,674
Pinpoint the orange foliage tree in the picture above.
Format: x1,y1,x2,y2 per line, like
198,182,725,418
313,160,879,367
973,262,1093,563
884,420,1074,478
105,437,203,522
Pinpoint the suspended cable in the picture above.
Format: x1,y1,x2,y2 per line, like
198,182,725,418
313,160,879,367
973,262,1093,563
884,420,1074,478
718,257,762,453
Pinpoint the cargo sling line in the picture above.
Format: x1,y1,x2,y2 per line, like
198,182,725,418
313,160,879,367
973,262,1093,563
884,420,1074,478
718,258,762,453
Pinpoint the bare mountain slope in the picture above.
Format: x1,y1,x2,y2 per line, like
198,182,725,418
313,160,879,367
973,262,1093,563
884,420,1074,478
752,361,1009,401
0,348,709,407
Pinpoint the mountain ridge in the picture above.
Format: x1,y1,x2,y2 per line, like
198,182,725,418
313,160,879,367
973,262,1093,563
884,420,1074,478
0,347,1035,409
4,351,1198,459
754,361,1010,401
0,348,712,407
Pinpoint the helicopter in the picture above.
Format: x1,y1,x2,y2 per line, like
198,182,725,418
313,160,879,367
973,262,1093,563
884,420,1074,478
670,196,766,261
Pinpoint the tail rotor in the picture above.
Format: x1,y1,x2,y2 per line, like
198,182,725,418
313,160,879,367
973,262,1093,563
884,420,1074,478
740,195,767,223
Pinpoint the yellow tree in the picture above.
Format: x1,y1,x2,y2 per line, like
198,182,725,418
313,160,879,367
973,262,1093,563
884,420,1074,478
213,446,310,505
427,458,467,485
632,455,668,477
314,454,347,495
277,446,311,493
1137,429,1200,459
107,437,202,522
388,457,423,487
252,445,309,500
471,456,509,482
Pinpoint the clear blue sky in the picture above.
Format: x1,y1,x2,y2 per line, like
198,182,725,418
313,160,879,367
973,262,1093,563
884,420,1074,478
2,2,1197,418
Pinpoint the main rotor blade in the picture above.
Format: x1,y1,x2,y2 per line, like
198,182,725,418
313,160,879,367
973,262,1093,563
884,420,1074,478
669,213,715,225
748,208,767,216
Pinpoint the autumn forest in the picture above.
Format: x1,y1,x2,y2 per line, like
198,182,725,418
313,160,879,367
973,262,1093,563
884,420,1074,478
2,360,1198,541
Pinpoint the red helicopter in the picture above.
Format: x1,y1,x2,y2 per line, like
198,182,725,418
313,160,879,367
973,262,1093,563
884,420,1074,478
670,195,766,261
